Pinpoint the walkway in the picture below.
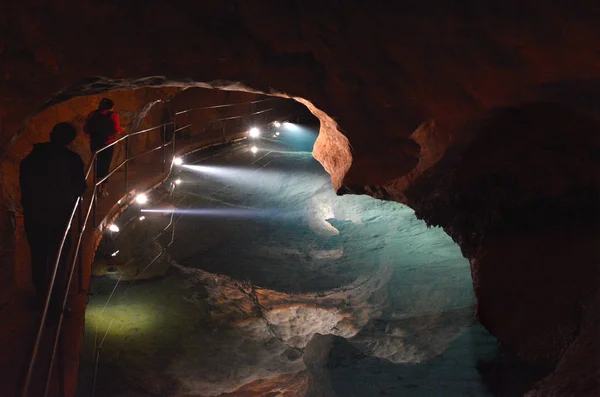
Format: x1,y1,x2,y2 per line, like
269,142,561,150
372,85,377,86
0,143,176,396
0,129,247,397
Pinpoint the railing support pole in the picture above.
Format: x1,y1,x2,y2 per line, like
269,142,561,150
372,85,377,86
171,124,176,162
93,155,98,228
77,203,84,292
124,135,129,192
162,125,166,173
248,102,253,128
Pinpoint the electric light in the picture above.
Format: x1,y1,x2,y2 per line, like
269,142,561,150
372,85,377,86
135,193,148,204
175,179,182,185
139,216,145,221
275,131,280,136
273,121,281,127
251,146,258,154
108,224,120,233
111,250,120,257
173,157,183,166
249,127,260,138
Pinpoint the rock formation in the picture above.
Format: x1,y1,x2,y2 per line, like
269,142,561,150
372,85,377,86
1,0,600,394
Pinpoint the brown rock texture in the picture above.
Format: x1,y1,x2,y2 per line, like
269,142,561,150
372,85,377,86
0,86,281,397
1,87,182,297
405,103,600,391
525,292,600,397
1,1,600,394
1,86,282,299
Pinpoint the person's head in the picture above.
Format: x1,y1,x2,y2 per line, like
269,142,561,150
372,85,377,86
49,122,77,146
98,98,115,111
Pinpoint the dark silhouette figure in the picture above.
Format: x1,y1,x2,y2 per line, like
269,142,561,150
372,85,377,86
19,122,87,323
84,98,125,198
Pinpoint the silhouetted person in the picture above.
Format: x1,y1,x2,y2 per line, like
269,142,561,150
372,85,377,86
19,122,87,323
84,97,125,198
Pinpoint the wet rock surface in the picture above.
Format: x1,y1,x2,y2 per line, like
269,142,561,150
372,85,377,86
405,104,600,372
79,138,501,396
303,332,498,397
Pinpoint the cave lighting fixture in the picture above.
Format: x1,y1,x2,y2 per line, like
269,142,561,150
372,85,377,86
173,157,184,166
273,121,281,128
251,146,258,154
108,224,120,233
175,179,182,185
111,250,120,257
135,193,148,205
139,216,146,221
275,131,280,136
249,127,261,138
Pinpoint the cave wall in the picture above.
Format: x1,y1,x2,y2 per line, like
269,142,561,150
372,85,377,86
4,87,180,202
2,1,600,394
406,103,600,366
0,86,273,302
2,1,600,189
170,87,284,145
1,87,179,298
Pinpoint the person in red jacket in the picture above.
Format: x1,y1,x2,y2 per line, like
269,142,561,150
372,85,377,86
84,98,125,198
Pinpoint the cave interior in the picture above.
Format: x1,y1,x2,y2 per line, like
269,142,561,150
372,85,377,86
1,2,600,397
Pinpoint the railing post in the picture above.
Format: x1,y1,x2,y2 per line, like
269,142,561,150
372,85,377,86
249,101,253,128
171,123,176,162
77,203,84,292
124,135,129,192
93,155,97,228
162,124,166,173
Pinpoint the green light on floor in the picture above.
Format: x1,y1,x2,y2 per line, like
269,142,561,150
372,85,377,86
86,303,160,339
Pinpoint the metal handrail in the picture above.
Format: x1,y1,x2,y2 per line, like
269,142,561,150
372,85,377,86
209,107,275,122
85,122,175,179
19,95,289,397
83,105,274,181
19,197,81,397
174,97,277,116
126,122,175,138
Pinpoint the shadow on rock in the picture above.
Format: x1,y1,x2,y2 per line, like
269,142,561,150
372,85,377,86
304,328,547,397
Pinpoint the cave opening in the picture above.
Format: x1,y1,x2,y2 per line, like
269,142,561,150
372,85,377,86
66,90,519,396
3,80,549,397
